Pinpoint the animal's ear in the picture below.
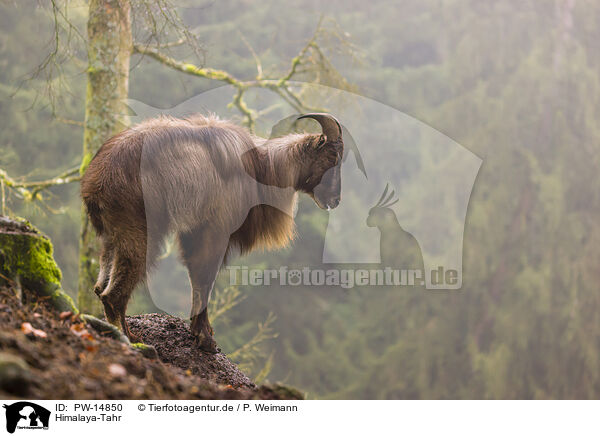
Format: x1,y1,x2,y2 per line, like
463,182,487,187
297,113,343,144
315,134,327,149
300,136,322,153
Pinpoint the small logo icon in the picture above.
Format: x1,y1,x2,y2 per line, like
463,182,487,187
2,402,50,434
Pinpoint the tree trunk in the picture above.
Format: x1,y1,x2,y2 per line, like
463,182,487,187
78,0,132,314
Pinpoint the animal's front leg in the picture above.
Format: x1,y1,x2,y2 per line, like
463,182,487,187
190,287,219,353
178,225,228,354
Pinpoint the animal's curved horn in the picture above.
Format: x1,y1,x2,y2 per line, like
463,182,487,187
297,113,343,143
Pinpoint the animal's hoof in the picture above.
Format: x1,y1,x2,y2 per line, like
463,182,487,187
193,331,220,354
125,330,141,344
128,334,141,344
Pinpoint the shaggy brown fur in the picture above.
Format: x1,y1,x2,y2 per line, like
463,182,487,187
81,113,343,352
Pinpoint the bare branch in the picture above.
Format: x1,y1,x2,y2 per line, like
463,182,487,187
275,16,323,85
131,18,349,129
13,0,87,113
238,31,263,80
232,87,256,130
0,165,81,202
54,116,85,127
137,38,186,50
132,0,205,63
133,43,241,86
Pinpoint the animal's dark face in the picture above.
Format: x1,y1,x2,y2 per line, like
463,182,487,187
295,113,344,210
301,135,344,210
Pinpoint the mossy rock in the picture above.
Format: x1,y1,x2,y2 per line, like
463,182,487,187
131,342,158,359
0,215,77,314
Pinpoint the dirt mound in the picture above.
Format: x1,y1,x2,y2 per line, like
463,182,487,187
128,313,255,389
0,287,301,399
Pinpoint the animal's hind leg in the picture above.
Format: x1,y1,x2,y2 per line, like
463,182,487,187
93,238,117,321
178,225,228,353
100,246,145,343
94,237,114,297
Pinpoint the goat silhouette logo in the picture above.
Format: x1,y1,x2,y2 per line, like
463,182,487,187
367,183,424,273
2,402,50,433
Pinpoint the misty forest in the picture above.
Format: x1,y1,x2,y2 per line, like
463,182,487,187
1,0,599,399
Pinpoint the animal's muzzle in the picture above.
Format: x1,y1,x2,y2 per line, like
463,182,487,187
313,165,342,210
328,197,340,209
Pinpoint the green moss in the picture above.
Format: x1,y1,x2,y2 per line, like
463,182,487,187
0,223,61,289
51,289,78,313
183,63,198,74
79,152,94,174
131,342,158,359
